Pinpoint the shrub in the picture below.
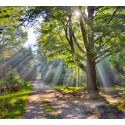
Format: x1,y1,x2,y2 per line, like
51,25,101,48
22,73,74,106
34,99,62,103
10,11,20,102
0,69,29,94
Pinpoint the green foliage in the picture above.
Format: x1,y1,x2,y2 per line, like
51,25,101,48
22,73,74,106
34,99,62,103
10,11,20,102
0,85,32,118
0,47,37,82
105,86,125,112
51,84,86,94
0,6,28,61
0,69,29,94
5,69,28,86
109,50,125,85
37,6,125,66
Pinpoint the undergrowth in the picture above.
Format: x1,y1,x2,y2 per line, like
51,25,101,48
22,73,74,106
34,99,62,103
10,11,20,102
0,84,32,119
51,84,86,94
104,86,125,112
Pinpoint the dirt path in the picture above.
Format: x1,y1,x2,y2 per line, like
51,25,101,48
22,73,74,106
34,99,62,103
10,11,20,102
22,77,125,119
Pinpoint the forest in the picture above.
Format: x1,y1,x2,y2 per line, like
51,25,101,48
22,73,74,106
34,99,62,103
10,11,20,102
0,6,125,119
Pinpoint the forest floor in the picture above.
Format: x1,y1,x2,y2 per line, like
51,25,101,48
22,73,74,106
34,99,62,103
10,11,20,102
22,78,125,119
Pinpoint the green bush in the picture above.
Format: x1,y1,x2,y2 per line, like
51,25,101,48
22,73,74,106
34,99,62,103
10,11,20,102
0,69,29,94
4,69,28,86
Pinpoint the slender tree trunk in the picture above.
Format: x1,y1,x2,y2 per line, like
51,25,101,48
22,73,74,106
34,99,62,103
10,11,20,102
75,68,78,87
86,56,98,92
77,66,80,86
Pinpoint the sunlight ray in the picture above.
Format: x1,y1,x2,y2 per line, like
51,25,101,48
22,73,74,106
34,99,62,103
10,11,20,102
96,58,118,92
52,61,63,84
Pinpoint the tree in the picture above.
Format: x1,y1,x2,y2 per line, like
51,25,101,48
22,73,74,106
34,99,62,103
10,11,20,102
22,6,125,92
0,7,28,59
0,7,30,79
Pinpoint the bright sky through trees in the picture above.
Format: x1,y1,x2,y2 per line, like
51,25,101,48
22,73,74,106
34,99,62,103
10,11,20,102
23,17,43,52
24,27,36,47
73,10,81,17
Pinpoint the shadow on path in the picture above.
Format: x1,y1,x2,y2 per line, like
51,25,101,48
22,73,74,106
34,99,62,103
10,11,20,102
22,78,125,119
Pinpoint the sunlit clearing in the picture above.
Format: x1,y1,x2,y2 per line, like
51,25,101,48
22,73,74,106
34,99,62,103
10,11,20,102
73,10,81,17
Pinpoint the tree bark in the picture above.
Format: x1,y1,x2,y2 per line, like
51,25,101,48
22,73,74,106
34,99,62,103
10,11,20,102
86,55,98,92
77,66,80,86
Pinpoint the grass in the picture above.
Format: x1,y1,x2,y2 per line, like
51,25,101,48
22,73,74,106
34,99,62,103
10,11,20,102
51,84,86,94
52,84,125,112
102,86,125,112
52,84,125,113
0,84,32,119
105,97,125,112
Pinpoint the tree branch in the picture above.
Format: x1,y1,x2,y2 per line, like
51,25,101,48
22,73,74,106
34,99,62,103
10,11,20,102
96,47,112,60
96,53,111,64
78,7,88,51
72,30,86,54
107,7,120,25
74,54,86,72
58,32,71,52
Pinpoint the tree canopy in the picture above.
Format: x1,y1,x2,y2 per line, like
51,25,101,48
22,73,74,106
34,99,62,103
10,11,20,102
0,6,125,92
32,6,125,91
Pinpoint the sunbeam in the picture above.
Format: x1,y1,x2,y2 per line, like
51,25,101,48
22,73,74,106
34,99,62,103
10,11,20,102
42,61,57,83
96,58,119,93
52,61,63,84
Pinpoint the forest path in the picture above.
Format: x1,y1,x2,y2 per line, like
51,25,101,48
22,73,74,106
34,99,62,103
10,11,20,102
22,75,125,119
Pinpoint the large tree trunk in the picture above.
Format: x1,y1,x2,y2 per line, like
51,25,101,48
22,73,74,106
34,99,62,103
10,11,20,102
86,56,98,92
